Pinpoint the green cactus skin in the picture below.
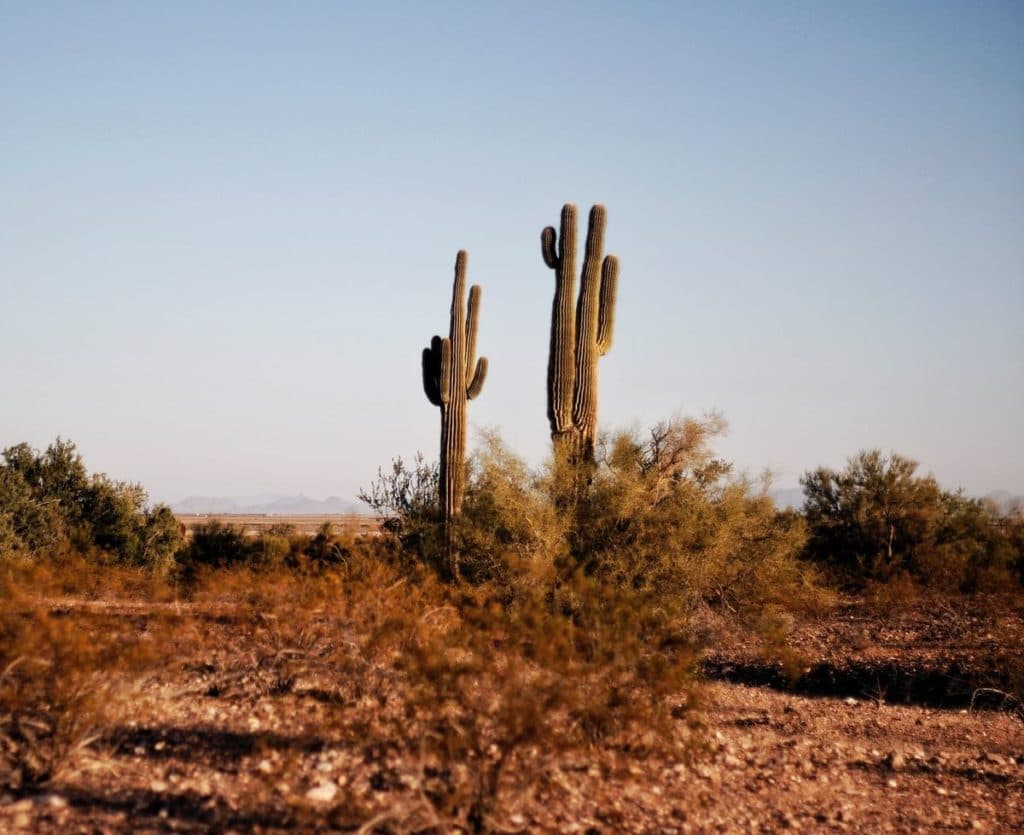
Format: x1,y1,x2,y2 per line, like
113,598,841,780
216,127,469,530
422,251,488,549
541,204,618,462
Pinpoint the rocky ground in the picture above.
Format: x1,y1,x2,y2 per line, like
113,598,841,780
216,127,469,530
2,595,1022,834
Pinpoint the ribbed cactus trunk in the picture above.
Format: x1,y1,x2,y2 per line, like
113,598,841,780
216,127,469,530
422,251,488,576
541,204,619,464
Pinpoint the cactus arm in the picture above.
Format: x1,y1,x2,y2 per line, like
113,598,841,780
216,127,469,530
596,254,618,355
422,339,443,406
465,284,481,375
466,356,488,400
541,227,559,268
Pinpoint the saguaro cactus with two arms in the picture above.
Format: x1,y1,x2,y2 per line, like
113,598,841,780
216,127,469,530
422,251,488,552
541,204,619,463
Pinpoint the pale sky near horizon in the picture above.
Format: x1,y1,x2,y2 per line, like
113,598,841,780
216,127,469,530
1,1,1022,504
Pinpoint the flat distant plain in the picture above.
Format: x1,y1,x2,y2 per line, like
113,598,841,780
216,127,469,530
175,514,381,537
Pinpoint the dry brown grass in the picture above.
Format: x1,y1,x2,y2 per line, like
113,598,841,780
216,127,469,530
178,556,702,831
0,564,170,790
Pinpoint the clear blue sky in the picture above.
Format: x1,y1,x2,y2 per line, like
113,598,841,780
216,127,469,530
1,1,1021,503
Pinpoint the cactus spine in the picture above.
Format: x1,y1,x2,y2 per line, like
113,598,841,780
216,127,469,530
422,251,488,547
541,204,619,463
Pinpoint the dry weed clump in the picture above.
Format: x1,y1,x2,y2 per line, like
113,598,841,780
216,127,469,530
332,564,700,832
179,553,700,832
0,568,165,791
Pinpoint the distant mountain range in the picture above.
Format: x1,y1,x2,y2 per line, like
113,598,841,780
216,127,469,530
172,494,366,515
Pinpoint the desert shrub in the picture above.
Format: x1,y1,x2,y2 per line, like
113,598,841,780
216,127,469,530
0,514,22,557
801,450,1021,590
1006,511,1024,584
176,522,379,586
755,604,808,683
0,439,182,568
139,505,185,573
177,520,254,571
364,417,821,618
452,431,566,587
301,522,353,568
571,417,820,614
0,466,63,556
863,571,921,615
359,454,446,571
250,531,293,568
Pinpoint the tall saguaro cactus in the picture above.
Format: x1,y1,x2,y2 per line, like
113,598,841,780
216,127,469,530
422,250,488,541
541,203,619,463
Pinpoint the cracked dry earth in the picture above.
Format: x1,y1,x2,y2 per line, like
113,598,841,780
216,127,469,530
2,600,1023,834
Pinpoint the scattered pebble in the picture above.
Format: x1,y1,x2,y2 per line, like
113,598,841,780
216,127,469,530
305,782,339,804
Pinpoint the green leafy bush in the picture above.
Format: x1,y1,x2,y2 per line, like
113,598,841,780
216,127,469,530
0,439,182,569
801,450,1022,589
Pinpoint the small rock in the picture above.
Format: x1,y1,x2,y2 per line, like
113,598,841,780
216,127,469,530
150,779,169,793
885,752,906,772
844,697,857,706
886,779,898,789
305,782,338,804
510,813,526,826
257,759,273,775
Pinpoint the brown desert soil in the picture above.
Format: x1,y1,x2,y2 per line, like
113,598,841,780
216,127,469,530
2,594,1022,834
